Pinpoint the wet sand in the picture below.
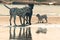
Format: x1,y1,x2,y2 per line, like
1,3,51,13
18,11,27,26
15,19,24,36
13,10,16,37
0,16,60,40
0,5,60,40
0,16,60,25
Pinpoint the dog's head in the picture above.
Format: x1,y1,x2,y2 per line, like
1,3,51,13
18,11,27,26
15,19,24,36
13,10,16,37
0,1,3,3
36,14,40,17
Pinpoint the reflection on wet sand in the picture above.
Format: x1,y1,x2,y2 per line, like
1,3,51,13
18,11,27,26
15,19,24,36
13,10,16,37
9,26,32,40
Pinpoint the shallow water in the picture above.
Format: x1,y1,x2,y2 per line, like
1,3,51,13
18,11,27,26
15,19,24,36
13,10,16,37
0,24,60,40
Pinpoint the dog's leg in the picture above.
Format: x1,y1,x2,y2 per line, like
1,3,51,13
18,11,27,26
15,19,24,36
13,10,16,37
42,20,44,23
13,15,16,26
45,18,48,23
22,17,25,25
39,19,42,23
19,16,22,25
10,15,12,26
37,17,40,23
46,19,48,23
26,16,29,24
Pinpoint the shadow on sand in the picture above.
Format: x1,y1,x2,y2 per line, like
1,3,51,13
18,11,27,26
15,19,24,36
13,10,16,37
9,25,32,40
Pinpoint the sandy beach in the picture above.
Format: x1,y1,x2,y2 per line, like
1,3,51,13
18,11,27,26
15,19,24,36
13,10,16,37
0,16,60,40
0,16,60,25
0,4,60,40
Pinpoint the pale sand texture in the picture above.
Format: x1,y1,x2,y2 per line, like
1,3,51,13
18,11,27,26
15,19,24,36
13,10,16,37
0,16,60,25
0,16,60,40
0,23,60,40
0,4,60,40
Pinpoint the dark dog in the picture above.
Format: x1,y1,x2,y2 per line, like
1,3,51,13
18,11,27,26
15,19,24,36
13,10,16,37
26,4,34,25
36,14,48,23
3,4,31,26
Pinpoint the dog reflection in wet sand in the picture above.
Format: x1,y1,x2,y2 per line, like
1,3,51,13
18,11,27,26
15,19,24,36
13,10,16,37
36,14,48,23
36,27,47,34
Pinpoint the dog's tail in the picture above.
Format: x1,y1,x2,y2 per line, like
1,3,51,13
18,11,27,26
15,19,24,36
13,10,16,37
3,4,10,9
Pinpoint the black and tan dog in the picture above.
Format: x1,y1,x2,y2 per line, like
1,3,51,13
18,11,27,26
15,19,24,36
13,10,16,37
36,14,48,23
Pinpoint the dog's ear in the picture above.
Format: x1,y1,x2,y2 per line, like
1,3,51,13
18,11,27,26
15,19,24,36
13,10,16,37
0,1,3,3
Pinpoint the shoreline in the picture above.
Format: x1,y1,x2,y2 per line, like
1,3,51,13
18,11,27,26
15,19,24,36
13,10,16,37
0,16,60,24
